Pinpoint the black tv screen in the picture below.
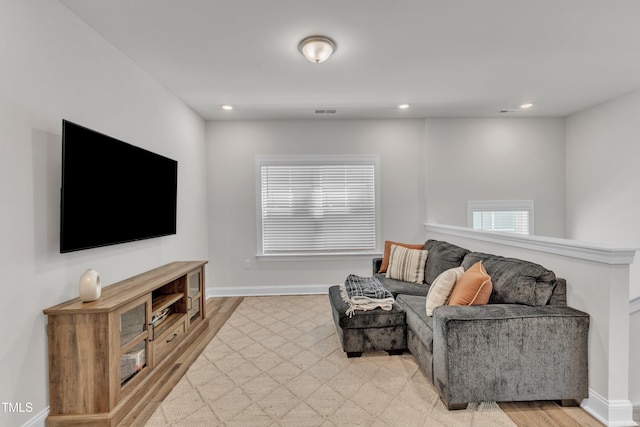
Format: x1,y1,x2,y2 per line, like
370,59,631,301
60,120,178,253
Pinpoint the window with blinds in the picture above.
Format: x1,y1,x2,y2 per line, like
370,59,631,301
467,200,534,235
258,156,379,256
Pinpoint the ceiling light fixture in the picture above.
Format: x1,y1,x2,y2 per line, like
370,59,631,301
298,35,337,64
520,103,533,109
221,105,233,111
398,103,411,110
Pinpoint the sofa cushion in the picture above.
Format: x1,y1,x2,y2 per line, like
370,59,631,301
448,261,492,306
426,266,464,316
549,278,567,306
375,274,430,297
378,240,425,273
386,245,428,284
424,240,470,285
396,294,434,353
328,285,405,329
462,252,557,306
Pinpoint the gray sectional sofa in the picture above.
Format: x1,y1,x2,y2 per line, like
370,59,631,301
331,239,590,409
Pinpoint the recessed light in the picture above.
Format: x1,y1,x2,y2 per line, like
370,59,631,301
398,104,411,110
520,103,533,109
221,105,233,111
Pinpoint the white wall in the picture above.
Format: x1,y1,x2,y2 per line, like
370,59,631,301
424,118,567,238
0,2,208,426
206,119,426,294
566,89,640,299
566,89,640,415
205,117,568,294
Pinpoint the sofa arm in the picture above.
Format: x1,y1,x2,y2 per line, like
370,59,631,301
432,304,589,409
372,258,383,275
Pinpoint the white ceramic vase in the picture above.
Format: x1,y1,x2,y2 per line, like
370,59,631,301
79,268,101,302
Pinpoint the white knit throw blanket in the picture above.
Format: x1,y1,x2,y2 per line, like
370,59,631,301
340,274,395,317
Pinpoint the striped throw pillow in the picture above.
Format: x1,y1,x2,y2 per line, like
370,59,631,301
386,244,429,284
425,266,464,316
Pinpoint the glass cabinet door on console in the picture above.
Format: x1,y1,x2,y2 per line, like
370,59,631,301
118,296,150,390
188,268,204,325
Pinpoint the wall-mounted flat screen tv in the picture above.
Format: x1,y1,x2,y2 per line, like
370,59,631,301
60,120,178,253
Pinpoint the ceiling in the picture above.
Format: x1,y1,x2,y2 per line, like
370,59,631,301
59,0,640,121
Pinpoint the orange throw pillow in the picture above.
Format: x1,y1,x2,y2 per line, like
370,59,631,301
379,240,425,273
448,261,492,306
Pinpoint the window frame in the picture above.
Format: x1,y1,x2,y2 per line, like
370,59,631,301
256,155,381,260
467,200,534,235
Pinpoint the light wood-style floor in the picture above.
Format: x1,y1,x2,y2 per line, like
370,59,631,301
498,401,603,427
131,296,605,427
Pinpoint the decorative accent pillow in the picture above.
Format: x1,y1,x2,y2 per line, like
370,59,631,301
378,240,425,273
385,245,429,284
425,266,464,316
448,261,493,306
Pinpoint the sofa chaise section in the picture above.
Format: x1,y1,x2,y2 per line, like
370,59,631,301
328,285,406,357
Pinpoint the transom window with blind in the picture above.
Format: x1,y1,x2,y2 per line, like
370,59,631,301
257,155,380,257
467,200,534,235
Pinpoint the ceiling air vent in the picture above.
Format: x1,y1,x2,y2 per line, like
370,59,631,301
315,109,337,114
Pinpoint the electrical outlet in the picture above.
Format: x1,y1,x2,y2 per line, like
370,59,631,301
244,259,251,269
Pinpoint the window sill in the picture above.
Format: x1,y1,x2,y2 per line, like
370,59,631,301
257,252,382,262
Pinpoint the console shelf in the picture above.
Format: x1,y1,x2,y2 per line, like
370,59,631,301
152,292,184,313
43,261,208,427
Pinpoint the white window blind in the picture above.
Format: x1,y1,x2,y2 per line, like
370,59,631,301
467,200,534,235
258,156,378,255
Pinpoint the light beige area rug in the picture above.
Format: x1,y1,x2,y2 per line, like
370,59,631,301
145,295,516,426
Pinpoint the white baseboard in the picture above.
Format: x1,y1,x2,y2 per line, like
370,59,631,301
581,389,637,426
207,284,331,298
22,406,48,427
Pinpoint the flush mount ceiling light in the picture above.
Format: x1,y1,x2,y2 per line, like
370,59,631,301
520,103,534,109
398,103,411,110
298,35,337,64
221,104,233,111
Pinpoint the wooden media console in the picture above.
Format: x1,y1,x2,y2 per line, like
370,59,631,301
43,261,208,426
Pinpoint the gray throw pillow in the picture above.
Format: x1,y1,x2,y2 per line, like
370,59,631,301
461,252,557,306
423,240,470,285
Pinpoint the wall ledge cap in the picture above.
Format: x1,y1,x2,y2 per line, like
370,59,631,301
424,223,636,265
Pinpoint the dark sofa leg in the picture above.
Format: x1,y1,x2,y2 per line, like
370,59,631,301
346,351,362,358
446,403,467,410
560,399,580,407
441,397,467,410
387,349,404,356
